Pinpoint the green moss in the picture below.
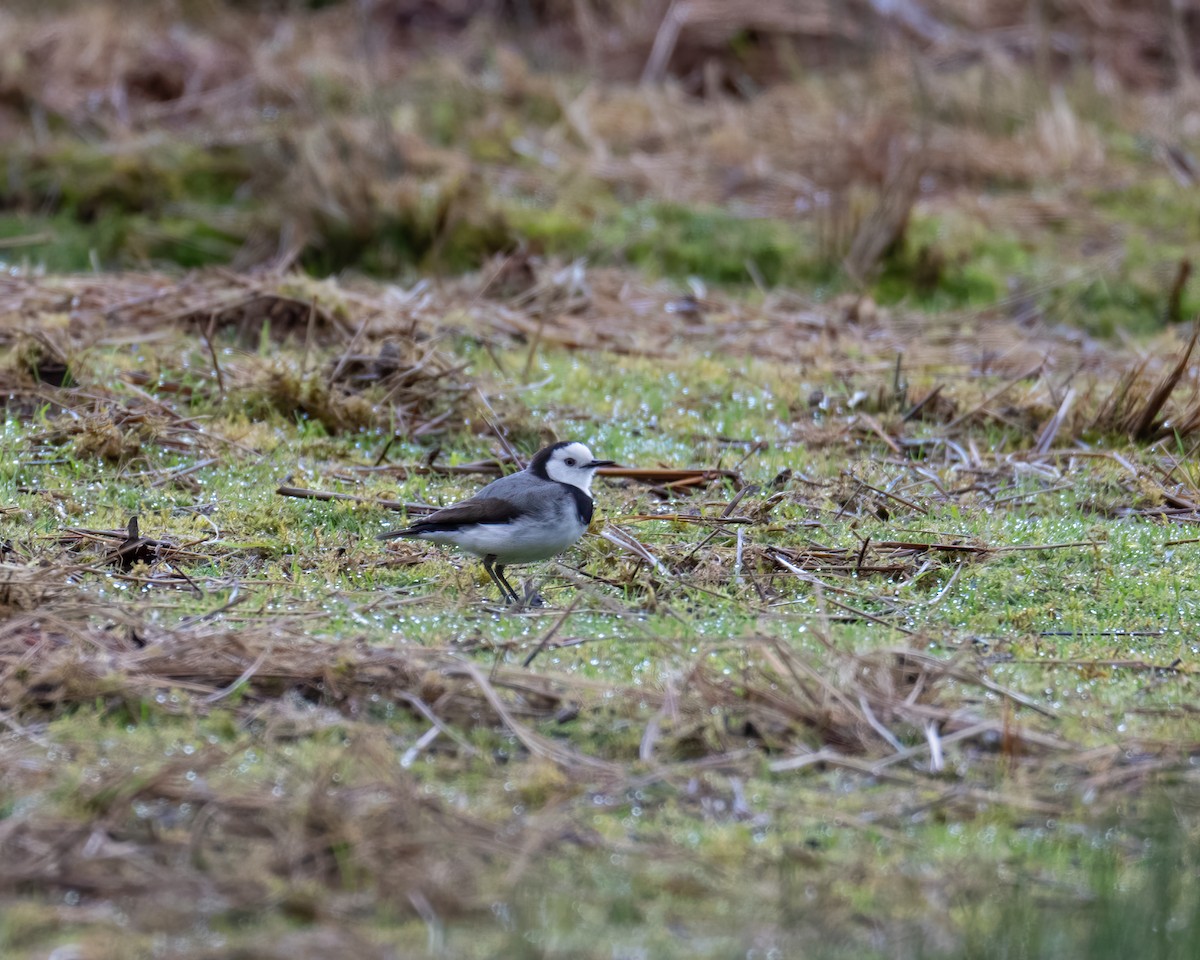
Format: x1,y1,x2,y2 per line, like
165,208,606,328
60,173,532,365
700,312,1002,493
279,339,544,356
955,805,1200,960
130,214,246,268
599,202,818,285
513,199,826,287
0,213,103,272
1046,273,1163,337
874,212,1032,310
0,140,251,270
300,197,515,277
505,199,594,254
416,73,489,148
1091,175,1200,242
2,140,250,218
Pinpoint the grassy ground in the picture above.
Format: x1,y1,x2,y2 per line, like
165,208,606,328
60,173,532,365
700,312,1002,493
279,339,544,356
2,268,1199,959
3,2,1200,958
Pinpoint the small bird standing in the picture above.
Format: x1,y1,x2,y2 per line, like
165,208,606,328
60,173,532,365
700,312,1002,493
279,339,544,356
378,441,614,604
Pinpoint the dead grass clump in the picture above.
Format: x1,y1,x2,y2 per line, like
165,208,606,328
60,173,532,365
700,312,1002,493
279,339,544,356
16,380,243,465
581,0,1198,92
1,270,473,437
239,339,467,436
1089,329,1200,442
184,290,346,348
636,634,1062,775
0,611,1061,779
0,619,537,726
0,4,271,134
253,359,381,434
328,337,469,425
71,409,164,461
8,330,73,386
167,276,473,438
268,754,510,916
21,403,173,462
844,150,926,284
257,117,514,275
0,562,66,614
0,742,516,925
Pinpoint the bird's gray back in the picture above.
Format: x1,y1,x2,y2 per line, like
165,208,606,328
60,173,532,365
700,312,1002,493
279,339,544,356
473,470,553,510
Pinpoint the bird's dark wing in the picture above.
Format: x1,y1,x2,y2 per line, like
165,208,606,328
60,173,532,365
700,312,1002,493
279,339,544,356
377,497,520,539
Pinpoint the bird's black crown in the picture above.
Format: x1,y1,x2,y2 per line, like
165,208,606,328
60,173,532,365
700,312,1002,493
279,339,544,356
527,441,576,480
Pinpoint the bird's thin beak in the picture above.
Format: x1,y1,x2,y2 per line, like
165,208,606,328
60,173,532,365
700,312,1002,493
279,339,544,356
589,459,616,468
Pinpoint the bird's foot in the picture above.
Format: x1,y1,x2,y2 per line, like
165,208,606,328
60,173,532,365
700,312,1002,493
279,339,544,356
519,580,546,608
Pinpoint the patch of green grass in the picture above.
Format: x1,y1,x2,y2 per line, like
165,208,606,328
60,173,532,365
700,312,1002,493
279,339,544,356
1091,175,1200,243
1044,175,1200,335
300,192,515,277
0,212,107,272
1047,272,1166,338
3,141,250,217
875,211,1033,310
4,290,1200,959
0,141,252,270
510,197,829,288
594,201,822,286
952,801,1200,960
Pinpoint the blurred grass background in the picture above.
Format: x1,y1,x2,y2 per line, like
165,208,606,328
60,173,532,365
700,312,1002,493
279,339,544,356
3,0,1200,333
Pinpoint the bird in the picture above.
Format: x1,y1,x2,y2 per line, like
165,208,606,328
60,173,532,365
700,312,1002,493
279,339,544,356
378,441,614,605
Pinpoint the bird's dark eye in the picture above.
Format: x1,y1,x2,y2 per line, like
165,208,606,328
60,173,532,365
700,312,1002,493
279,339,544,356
565,458,576,466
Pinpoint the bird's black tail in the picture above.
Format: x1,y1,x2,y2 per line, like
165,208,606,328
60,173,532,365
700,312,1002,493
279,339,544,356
376,528,417,541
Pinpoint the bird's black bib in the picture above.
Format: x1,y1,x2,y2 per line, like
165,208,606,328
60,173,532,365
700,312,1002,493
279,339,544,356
565,485,594,526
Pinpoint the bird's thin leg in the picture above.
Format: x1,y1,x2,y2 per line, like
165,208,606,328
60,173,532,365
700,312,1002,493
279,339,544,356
483,556,520,605
494,563,523,606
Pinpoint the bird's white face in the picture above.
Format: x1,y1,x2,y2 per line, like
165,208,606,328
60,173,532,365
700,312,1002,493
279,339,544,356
543,442,604,492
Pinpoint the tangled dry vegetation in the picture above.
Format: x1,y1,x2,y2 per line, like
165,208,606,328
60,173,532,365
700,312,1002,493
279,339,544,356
0,577,1185,946
0,270,469,443
7,266,1200,454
